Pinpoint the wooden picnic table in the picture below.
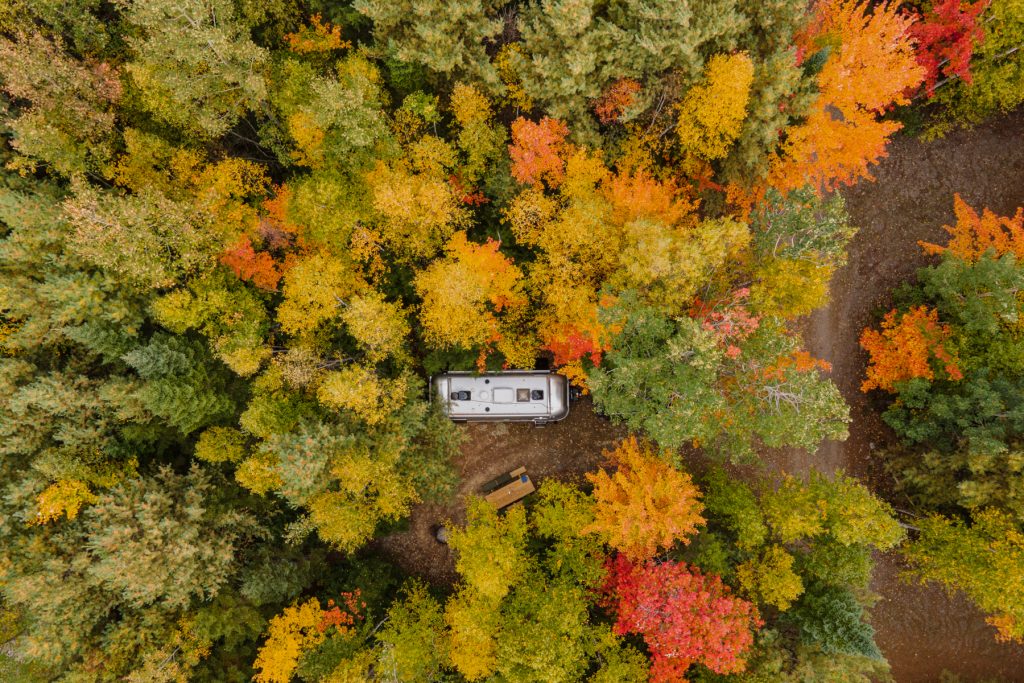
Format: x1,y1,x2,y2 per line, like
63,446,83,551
484,467,535,509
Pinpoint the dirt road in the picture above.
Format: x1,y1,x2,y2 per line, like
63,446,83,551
805,110,1024,682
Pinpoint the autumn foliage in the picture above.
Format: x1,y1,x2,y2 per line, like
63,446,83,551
508,116,571,187
220,236,283,291
583,436,705,560
415,232,524,351
919,193,1024,261
692,288,761,359
285,14,351,53
676,53,755,161
593,78,642,124
860,305,963,392
601,555,762,683
771,0,925,193
909,0,988,96
253,594,363,683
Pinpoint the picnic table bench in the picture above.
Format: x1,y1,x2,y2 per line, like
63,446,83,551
483,466,535,509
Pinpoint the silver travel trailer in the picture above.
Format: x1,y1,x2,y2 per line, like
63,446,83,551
431,371,571,426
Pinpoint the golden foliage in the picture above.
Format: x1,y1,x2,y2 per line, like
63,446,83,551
235,452,284,496
414,232,525,350
285,14,351,54
341,291,410,363
676,53,755,160
34,480,97,524
583,436,705,560
366,160,469,260
277,253,365,336
317,365,409,425
750,257,833,319
253,599,327,683
736,545,804,610
494,44,533,111
194,426,247,463
445,590,499,681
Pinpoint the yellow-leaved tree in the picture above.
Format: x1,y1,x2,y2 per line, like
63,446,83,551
414,232,525,353
366,159,469,260
676,53,755,161
252,599,327,683
276,252,366,336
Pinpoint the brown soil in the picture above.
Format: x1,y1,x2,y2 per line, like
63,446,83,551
376,111,1024,681
803,109,1024,683
374,397,626,585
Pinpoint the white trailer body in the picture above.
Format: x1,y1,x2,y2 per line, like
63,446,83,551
431,371,570,425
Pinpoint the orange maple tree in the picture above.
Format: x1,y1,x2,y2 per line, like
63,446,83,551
919,194,1024,262
220,236,283,291
860,305,963,393
220,185,304,291
285,14,351,53
593,78,642,124
583,436,705,560
770,0,925,193
508,116,571,188
601,168,698,228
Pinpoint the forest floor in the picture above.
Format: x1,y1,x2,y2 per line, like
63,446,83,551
373,398,627,585
375,110,1024,682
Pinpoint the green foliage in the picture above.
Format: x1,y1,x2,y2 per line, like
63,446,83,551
264,53,389,171
354,0,505,90
786,583,883,660
152,272,272,377
64,184,220,291
376,580,447,682
762,472,904,550
879,249,1024,518
83,465,257,608
493,574,592,682
118,0,269,138
590,294,848,458
0,3,937,679
904,508,1024,642
751,187,857,265
195,426,248,463
122,334,236,435
515,0,747,125
0,30,120,176
737,544,803,611
450,497,529,602
589,297,727,451
398,398,461,504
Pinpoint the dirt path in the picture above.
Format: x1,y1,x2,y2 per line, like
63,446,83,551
797,110,1024,682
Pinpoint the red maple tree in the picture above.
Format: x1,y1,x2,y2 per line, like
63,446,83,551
909,0,988,96
600,555,762,683
691,288,761,359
